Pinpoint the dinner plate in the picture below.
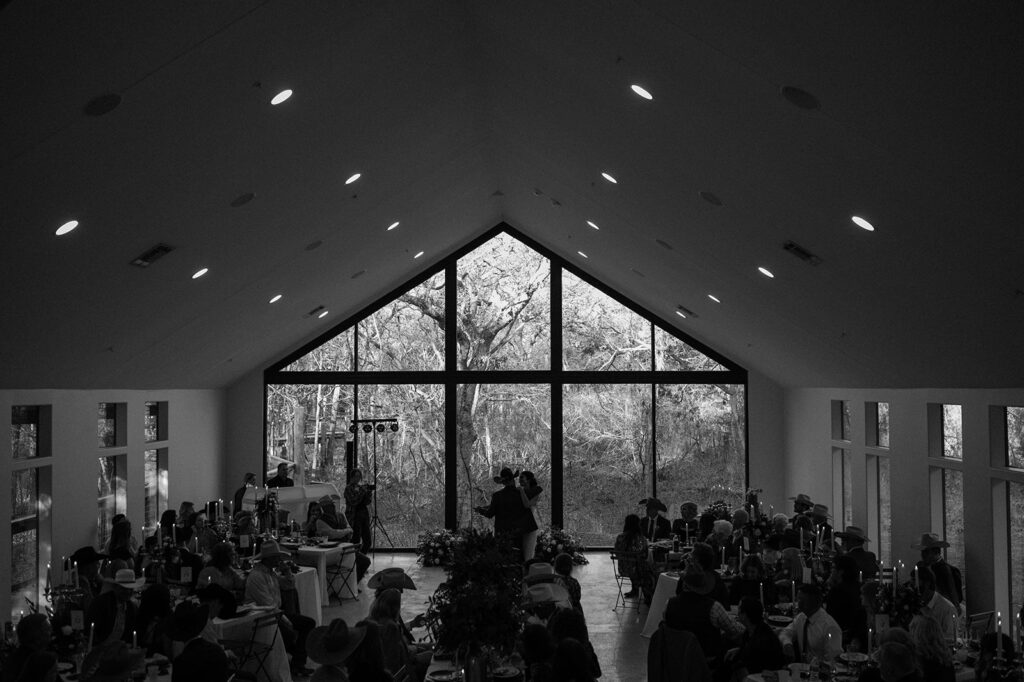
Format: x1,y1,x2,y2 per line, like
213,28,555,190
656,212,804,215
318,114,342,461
56,662,74,673
491,665,520,678
767,615,793,625
839,652,869,664
426,670,460,681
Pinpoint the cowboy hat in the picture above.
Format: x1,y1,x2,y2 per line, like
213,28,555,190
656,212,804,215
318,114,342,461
366,567,416,591
523,582,571,605
835,526,870,542
639,497,668,513
910,532,949,550
255,538,291,561
307,618,366,666
493,467,519,484
80,641,144,682
70,546,108,565
809,503,831,518
527,562,554,577
167,602,210,641
101,568,145,590
680,565,715,595
195,584,238,619
788,493,813,506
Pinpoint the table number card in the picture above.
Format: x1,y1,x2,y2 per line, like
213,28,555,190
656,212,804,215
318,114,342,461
181,567,192,584
240,534,250,548
70,610,84,631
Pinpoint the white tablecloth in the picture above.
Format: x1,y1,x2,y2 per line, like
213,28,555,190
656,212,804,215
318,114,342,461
642,572,679,637
209,609,292,682
293,565,323,625
294,543,357,605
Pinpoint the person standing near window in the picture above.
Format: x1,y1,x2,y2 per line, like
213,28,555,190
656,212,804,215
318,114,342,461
518,470,543,561
267,462,294,488
344,469,374,554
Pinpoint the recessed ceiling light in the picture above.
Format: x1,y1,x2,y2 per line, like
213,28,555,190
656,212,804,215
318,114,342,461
269,294,282,303
387,221,400,231
601,172,618,184
577,251,588,259
708,294,721,303
345,173,361,185
192,268,208,279
318,310,329,319
851,216,875,231
230,192,255,208
758,266,775,278
780,85,821,111
55,220,78,236
83,92,122,117
675,310,687,318
270,89,293,105
586,220,600,230
699,190,723,206
631,84,653,100
414,251,424,259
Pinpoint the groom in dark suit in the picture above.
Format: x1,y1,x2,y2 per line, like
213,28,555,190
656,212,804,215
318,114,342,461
640,498,672,541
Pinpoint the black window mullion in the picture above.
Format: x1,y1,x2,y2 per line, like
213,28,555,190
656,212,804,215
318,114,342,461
551,263,563,528
444,262,458,529
651,383,657,500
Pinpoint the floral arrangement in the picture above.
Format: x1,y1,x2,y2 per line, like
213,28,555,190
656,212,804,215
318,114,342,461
416,528,463,568
533,526,588,565
703,499,732,520
875,581,922,628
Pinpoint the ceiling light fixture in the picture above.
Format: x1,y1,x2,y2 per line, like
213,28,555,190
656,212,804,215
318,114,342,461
601,172,618,184
387,221,399,231
192,268,209,279
851,216,875,231
318,310,329,319
676,310,687,319
631,84,653,100
758,266,775,278
55,220,79,236
345,173,361,185
708,294,721,303
586,220,600,230
414,251,424,259
270,89,293,105
269,294,282,303
578,251,588,259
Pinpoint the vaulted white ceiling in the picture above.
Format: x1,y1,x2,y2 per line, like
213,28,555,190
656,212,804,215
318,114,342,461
2,0,1021,389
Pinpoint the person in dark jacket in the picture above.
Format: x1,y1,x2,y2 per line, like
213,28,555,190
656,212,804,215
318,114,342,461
168,601,229,682
0,614,51,682
667,565,745,664
835,526,878,581
639,498,672,542
721,597,786,681
86,569,143,647
686,542,731,608
825,555,862,641
475,467,531,559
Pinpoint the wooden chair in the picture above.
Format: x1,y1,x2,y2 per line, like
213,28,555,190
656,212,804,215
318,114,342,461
610,549,645,611
219,611,281,682
327,545,358,601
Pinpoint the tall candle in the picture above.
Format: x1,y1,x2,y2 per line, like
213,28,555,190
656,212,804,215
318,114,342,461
868,627,873,655
792,580,797,603
858,570,863,584
46,562,52,593
721,547,726,569
759,581,764,605
685,524,689,544
800,528,805,551
769,504,774,517
997,612,1003,658
88,622,95,652
133,630,137,648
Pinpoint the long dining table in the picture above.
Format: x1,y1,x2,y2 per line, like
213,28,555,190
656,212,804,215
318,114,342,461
291,542,358,606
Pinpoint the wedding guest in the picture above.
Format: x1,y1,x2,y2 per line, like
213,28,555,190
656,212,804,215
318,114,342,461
911,533,962,612
729,555,776,607
319,497,372,582
267,462,294,488
789,494,814,524
825,555,862,639
547,608,601,680
168,601,229,682
685,542,731,608
0,614,51,682
779,584,843,663
346,620,392,682
640,498,671,542
106,519,136,564
135,583,172,657
808,504,833,549
915,565,956,643
367,588,430,678
835,526,878,580
68,546,107,612
518,471,544,561
665,565,744,663
554,553,583,612
672,501,700,541
232,472,257,514
613,513,649,599
86,569,144,646
344,469,374,554
475,467,530,560
910,614,954,682
722,597,786,680
187,512,219,558
176,501,197,544
308,618,364,682
706,520,733,566
196,542,246,599
877,642,921,682
551,638,596,682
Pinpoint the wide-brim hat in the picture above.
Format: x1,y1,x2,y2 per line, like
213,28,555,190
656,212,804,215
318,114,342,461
367,567,416,591
789,493,813,506
307,619,366,666
639,497,668,513
809,503,831,518
493,467,519,484
524,582,570,605
80,641,144,682
101,568,145,590
681,566,715,595
910,532,949,550
256,538,291,561
835,526,870,542
167,602,210,641
195,584,238,619
527,562,554,577
70,546,108,565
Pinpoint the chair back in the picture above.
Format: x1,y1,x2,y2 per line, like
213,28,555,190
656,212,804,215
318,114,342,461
647,624,711,682
252,611,281,647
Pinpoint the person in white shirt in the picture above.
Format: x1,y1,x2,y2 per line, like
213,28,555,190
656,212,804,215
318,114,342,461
779,584,843,663
916,565,956,643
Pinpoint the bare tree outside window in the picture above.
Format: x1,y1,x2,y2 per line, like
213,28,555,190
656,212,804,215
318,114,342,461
1007,407,1024,469
943,405,963,460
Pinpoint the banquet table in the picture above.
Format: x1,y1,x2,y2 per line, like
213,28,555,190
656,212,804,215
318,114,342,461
293,565,323,625
293,543,357,606
744,664,973,682
209,607,292,682
641,571,680,637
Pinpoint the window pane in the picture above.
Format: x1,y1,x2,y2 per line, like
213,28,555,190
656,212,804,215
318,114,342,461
563,270,651,371
878,402,890,448
11,468,37,519
563,384,650,546
943,404,963,459
456,384,551,530
655,384,745,519
144,402,160,442
266,384,354,483
11,468,39,618
144,449,168,530
356,384,445,547
358,272,446,371
282,329,355,372
942,468,965,574
97,455,125,548
98,403,117,448
654,329,725,371
842,450,853,530
878,457,891,564
1007,407,1024,469
11,406,40,460
456,233,551,371
841,401,852,441
1010,481,1024,620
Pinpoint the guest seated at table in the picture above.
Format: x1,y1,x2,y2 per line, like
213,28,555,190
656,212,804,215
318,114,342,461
789,513,814,550
729,555,776,607
914,565,956,643
672,501,700,542
187,511,220,558
685,542,731,608
613,514,650,600
176,501,197,545
761,536,783,578
196,584,238,621
553,553,583,612
640,498,672,542
848,580,879,654
69,546,107,612
666,565,745,665
245,539,316,678
551,637,597,682
705,520,733,564
547,608,601,679
197,542,246,599
87,569,144,647
974,633,1019,682
135,583,172,657
779,584,842,663
106,518,137,564
856,626,916,682
910,614,954,682
230,510,259,557
721,597,786,682
346,620,393,682
308,618,364,682
12,650,58,682
835,526,878,581
519,623,555,682
309,499,353,541
154,509,177,547
368,588,431,680
0,613,51,682
824,555,862,640
876,642,922,682
168,601,230,682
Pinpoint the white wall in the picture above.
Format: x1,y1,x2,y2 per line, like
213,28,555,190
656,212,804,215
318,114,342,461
0,388,225,617
781,386,1024,618
225,369,266,493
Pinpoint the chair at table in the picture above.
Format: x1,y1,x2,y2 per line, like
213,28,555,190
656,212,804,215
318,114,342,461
218,612,281,682
610,549,646,611
647,623,710,682
392,664,412,682
327,545,358,601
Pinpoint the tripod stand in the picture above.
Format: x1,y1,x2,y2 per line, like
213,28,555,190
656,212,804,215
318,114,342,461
350,417,398,558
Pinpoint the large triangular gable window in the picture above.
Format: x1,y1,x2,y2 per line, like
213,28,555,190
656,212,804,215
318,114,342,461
266,226,746,548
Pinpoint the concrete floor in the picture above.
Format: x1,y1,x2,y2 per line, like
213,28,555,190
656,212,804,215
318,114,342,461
322,551,651,682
